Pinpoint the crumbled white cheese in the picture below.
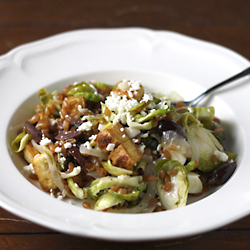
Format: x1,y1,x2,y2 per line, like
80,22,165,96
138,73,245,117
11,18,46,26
77,121,93,131
132,138,139,143
156,100,170,110
128,80,141,91
105,91,139,124
141,93,154,103
127,90,134,98
64,142,72,149
106,143,116,151
214,150,228,162
59,154,66,163
40,136,52,146
55,147,62,153
98,123,106,131
89,134,97,141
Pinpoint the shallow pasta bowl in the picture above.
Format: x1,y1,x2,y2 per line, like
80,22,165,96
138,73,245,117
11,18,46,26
1,28,250,241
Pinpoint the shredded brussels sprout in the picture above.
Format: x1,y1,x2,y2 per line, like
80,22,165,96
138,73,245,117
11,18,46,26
102,160,133,176
11,132,30,153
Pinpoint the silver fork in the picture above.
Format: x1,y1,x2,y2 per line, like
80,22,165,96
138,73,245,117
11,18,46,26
173,67,250,107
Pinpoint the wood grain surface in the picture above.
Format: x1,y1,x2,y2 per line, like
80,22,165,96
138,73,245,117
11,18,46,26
1,1,250,249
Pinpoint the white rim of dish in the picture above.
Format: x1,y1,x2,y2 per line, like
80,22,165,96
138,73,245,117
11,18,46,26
1,28,250,241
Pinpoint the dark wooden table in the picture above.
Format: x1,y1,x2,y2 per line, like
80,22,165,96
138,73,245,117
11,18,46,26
1,1,250,249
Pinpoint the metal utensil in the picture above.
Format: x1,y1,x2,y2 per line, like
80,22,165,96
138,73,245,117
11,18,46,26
175,67,250,107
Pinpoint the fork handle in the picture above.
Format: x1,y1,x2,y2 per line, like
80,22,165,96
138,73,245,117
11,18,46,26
191,66,250,106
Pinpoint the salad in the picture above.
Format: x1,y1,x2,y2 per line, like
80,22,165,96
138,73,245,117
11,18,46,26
11,79,237,213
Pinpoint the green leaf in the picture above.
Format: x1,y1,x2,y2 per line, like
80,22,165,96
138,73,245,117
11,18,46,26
185,160,197,172
94,81,116,90
181,112,233,173
67,177,88,199
74,92,101,102
108,189,140,201
94,187,141,211
94,192,123,211
67,82,95,96
127,118,153,130
190,106,215,121
11,132,31,153
88,175,143,200
155,159,189,209
128,101,147,112
102,160,133,176
38,88,53,108
135,109,170,123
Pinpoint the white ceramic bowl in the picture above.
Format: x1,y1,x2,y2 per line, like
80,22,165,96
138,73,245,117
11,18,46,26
1,28,250,241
